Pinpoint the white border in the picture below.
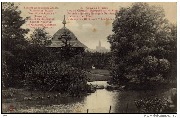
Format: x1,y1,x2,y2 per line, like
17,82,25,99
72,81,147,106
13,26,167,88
0,0,179,2
0,0,179,118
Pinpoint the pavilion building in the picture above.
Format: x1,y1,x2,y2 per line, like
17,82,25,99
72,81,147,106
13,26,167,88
46,16,87,54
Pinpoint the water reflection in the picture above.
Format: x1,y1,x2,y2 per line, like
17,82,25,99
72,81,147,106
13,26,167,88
15,81,166,113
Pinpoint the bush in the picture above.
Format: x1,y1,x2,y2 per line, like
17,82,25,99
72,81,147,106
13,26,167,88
25,61,88,95
134,97,175,113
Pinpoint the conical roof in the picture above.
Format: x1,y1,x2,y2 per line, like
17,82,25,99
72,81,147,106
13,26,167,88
47,27,87,48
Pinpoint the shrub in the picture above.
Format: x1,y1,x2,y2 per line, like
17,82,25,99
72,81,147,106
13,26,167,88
25,61,87,96
134,97,174,113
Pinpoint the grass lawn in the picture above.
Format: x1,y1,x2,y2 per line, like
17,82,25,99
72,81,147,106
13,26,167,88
87,69,111,81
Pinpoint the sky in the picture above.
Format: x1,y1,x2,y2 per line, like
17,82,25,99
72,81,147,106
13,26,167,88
16,2,177,49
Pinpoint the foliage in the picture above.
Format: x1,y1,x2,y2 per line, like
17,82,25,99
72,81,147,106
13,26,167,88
73,51,111,70
64,51,111,70
2,52,11,88
134,97,175,113
2,2,29,52
2,2,30,88
1,3,88,95
21,28,88,95
30,28,52,45
25,61,88,95
107,3,177,89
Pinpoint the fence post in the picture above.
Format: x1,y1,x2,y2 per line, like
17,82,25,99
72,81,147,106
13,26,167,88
126,103,128,113
109,106,111,113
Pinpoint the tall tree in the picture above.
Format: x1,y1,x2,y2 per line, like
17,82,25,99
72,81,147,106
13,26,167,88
2,2,29,88
107,3,176,89
2,2,29,52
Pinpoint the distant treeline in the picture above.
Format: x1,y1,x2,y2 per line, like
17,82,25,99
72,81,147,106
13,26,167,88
79,51,111,70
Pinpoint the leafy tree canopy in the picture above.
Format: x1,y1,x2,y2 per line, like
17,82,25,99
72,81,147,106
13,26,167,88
2,2,29,52
108,3,176,88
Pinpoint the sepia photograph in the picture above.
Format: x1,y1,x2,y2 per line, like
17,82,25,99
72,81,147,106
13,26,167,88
1,1,177,114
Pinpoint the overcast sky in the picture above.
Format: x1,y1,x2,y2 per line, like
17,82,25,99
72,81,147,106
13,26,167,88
17,2,177,49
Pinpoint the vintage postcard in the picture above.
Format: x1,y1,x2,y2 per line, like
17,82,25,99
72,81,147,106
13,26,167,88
1,1,177,115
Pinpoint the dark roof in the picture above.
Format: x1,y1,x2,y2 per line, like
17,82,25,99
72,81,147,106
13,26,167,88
47,27,87,48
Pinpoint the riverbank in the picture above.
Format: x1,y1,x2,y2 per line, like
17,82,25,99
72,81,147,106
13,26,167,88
2,81,177,113
2,88,86,113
